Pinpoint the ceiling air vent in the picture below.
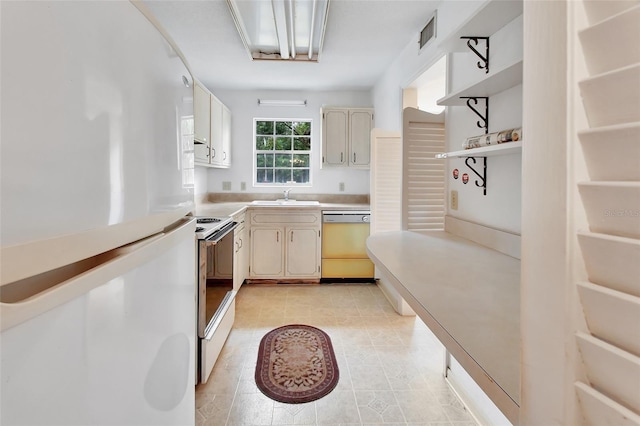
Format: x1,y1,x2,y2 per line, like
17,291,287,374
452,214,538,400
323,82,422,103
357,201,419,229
419,13,437,50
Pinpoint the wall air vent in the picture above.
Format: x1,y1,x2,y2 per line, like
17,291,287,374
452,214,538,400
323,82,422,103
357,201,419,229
419,12,437,51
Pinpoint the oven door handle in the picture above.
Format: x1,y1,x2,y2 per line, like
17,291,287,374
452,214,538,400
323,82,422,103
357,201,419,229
204,222,239,246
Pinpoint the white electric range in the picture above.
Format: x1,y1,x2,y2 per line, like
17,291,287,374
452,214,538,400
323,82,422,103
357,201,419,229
193,216,238,383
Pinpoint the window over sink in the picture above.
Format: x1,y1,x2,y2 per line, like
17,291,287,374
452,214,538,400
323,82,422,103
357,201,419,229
254,119,311,186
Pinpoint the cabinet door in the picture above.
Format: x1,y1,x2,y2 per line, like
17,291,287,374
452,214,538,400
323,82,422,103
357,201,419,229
194,83,210,144
210,96,223,166
240,226,249,284
250,227,284,277
322,109,348,166
194,83,210,163
221,105,231,167
233,224,249,289
349,109,373,167
232,226,245,290
286,227,320,277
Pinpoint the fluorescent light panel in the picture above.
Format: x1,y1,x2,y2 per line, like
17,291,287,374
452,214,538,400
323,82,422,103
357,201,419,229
258,99,307,107
226,0,330,62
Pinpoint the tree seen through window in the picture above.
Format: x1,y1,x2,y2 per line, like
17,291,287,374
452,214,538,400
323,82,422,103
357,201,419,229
255,119,311,185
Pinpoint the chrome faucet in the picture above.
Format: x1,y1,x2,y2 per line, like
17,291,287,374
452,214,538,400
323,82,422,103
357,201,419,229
283,188,292,201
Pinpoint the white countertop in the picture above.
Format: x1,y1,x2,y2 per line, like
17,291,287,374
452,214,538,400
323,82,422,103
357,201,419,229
366,230,520,414
195,201,370,219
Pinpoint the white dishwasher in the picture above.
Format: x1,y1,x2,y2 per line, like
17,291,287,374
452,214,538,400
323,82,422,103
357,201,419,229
321,211,374,279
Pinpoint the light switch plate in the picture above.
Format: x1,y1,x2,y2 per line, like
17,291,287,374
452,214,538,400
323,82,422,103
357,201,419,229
339,182,345,192
451,190,458,210
222,181,231,191
240,182,246,191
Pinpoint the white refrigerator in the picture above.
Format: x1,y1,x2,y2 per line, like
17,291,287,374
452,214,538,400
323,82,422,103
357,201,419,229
1,2,196,424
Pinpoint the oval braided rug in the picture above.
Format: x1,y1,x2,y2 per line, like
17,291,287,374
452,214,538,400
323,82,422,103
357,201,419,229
255,324,339,403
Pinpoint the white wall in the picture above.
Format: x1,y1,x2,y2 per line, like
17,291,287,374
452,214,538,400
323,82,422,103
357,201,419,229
198,89,372,195
372,0,485,131
194,167,208,197
446,14,523,234
373,0,522,234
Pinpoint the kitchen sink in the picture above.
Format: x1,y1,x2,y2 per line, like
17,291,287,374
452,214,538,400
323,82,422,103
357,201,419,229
250,200,320,206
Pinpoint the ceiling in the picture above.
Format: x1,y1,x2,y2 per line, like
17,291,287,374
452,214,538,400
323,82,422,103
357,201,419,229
142,0,439,92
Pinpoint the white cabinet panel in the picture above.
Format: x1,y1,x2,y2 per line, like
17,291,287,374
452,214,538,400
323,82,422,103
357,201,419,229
286,228,320,276
194,88,231,168
250,227,284,277
349,109,374,166
210,96,223,166
322,108,373,168
194,82,210,146
249,210,321,279
221,105,231,167
322,109,348,166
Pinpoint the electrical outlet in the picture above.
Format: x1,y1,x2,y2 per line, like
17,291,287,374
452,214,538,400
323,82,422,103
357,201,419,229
240,182,246,191
222,181,231,191
451,190,458,210
339,182,345,192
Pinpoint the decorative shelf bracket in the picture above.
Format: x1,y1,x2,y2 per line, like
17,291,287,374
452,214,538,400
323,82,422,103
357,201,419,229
460,97,489,134
461,36,490,73
465,156,487,195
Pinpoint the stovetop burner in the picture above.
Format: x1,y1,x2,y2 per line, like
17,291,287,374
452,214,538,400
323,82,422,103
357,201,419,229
195,227,205,232
197,218,222,224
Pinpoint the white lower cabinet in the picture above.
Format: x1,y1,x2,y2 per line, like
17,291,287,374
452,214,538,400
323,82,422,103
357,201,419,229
285,227,321,276
249,209,321,279
250,227,285,277
233,214,248,289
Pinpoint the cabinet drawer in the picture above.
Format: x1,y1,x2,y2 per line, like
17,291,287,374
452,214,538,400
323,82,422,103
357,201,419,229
321,259,374,278
250,211,321,226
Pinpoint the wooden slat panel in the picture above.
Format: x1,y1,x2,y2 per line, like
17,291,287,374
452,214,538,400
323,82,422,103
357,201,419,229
403,110,446,231
370,130,402,235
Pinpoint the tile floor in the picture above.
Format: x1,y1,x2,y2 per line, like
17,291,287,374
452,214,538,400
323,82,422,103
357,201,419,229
195,284,477,426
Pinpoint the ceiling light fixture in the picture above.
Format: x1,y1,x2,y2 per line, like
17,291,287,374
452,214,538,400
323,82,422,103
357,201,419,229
258,99,307,107
226,0,330,62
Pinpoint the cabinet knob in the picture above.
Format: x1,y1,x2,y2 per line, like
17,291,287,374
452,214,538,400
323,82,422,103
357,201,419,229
340,152,343,162
353,153,356,163
212,148,216,158
223,152,227,160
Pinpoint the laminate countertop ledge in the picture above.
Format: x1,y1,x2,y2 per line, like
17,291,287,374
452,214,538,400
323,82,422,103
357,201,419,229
195,202,370,219
366,230,520,420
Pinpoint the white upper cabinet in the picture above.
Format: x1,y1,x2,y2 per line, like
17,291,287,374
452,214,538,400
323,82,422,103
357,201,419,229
221,104,231,167
194,81,231,168
209,96,223,166
193,82,210,163
322,109,348,166
349,109,374,167
322,107,374,169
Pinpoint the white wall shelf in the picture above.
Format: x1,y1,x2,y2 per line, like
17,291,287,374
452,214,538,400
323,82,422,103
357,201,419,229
436,141,522,159
437,60,523,106
438,0,523,52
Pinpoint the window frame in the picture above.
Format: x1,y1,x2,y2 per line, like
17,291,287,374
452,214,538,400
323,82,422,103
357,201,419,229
253,117,313,187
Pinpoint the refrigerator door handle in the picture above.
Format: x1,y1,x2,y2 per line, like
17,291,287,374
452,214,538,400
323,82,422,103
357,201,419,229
0,218,195,332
